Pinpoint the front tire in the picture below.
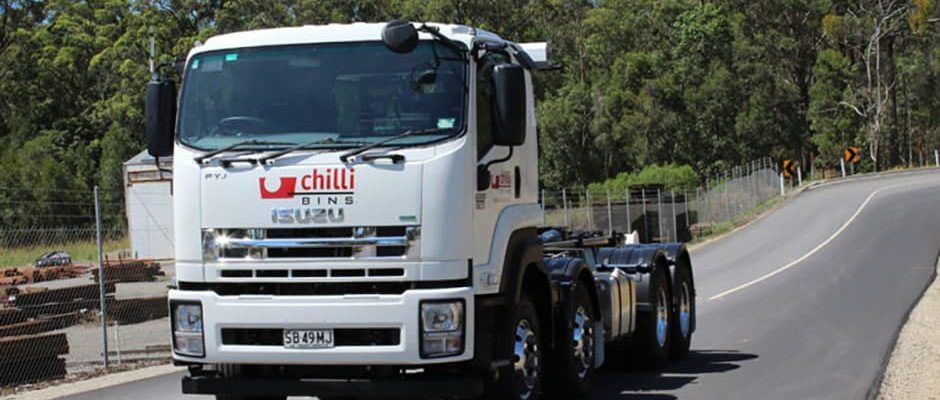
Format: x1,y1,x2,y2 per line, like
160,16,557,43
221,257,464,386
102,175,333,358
548,282,595,399
512,297,544,400
486,294,544,400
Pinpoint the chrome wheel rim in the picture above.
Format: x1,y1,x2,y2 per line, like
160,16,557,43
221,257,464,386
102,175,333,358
572,305,594,379
679,281,692,338
656,287,669,347
513,319,540,400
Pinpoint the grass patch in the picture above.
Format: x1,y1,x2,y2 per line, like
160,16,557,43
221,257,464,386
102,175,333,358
0,237,129,269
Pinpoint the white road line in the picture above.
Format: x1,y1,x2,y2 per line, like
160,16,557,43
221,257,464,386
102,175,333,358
708,181,921,301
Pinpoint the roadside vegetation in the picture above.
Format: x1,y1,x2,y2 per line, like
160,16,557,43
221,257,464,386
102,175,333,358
0,0,936,229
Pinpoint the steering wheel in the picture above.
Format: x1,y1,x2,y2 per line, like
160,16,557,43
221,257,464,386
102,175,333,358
207,116,270,137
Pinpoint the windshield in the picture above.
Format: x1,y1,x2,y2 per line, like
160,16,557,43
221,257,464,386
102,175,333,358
178,41,466,150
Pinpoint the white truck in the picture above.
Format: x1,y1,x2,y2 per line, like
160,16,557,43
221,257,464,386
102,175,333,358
146,20,696,400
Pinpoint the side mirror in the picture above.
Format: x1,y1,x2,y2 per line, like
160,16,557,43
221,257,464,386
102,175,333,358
145,79,176,157
382,20,418,54
491,64,527,146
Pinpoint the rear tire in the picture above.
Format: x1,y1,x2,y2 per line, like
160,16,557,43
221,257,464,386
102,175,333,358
669,266,694,360
548,282,595,399
632,266,671,368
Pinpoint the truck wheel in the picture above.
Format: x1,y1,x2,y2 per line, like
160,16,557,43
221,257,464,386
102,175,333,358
487,295,544,400
632,266,671,368
669,266,694,360
549,283,595,399
512,297,544,400
215,364,286,400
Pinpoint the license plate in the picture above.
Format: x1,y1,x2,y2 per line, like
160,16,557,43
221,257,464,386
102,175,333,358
283,329,335,349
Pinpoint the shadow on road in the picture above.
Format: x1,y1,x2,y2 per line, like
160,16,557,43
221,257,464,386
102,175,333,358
591,350,758,399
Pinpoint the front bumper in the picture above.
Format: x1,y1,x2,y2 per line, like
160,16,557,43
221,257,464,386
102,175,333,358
170,286,475,365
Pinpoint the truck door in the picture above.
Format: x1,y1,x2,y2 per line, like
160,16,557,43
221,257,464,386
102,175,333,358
471,50,540,275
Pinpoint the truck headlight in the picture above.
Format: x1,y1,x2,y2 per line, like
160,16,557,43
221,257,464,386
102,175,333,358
171,301,205,357
420,300,464,358
202,229,262,261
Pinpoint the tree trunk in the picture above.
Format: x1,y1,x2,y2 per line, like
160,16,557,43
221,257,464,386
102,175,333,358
886,36,901,167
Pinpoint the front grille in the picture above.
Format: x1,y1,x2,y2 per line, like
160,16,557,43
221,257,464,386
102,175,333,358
179,279,469,296
206,226,419,260
216,268,405,279
221,328,401,346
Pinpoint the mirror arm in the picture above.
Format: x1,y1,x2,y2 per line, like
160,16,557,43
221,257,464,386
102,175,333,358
473,42,537,70
483,146,514,170
477,146,514,191
416,24,465,54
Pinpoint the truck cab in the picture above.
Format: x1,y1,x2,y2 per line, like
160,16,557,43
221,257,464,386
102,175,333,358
147,21,694,400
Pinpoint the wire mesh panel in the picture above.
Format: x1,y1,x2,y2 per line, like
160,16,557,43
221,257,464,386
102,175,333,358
0,187,172,388
541,158,785,243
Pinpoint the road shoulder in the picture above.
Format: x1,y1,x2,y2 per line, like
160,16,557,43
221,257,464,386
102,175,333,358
875,255,940,400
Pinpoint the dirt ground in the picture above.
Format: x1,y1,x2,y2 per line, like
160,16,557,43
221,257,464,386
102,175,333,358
876,258,940,400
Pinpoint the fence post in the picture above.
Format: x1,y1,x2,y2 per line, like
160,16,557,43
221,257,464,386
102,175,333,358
94,186,109,369
586,190,594,231
670,190,678,243
684,190,691,239
751,161,757,207
606,189,613,235
724,172,730,222
625,188,632,234
562,189,569,228
704,179,710,223
656,189,665,242
540,189,546,226
641,188,648,242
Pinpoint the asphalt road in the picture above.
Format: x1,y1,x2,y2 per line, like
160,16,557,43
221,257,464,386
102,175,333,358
61,171,940,400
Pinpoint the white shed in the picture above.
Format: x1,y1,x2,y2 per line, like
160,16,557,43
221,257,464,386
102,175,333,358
124,151,174,259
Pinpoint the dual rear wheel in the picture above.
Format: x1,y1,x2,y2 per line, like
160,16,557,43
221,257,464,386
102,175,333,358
632,264,695,368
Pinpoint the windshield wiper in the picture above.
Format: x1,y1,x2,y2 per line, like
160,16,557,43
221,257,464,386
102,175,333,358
258,137,371,165
339,128,447,163
194,139,295,164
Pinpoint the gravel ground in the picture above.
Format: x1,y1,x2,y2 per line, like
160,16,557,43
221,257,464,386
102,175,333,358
876,257,940,400
13,263,175,374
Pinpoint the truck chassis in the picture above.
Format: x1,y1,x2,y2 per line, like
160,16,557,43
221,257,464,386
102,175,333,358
179,228,695,400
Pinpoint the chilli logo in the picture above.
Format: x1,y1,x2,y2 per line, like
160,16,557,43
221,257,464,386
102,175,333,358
259,177,297,199
258,168,356,200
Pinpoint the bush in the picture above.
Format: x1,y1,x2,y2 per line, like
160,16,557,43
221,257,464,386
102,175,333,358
587,164,700,192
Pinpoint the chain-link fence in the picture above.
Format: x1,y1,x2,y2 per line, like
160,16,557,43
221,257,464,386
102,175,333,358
542,157,787,242
1,186,173,389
